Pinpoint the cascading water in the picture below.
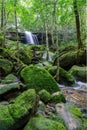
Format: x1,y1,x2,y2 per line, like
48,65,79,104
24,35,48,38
32,34,39,45
24,31,39,44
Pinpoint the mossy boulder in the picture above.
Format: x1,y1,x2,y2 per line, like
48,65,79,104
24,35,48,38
0,89,38,130
55,103,83,130
38,89,51,103
0,59,13,76
23,115,66,130
21,65,60,94
68,104,82,118
54,49,86,70
50,92,66,104
48,66,75,85
18,48,32,65
69,65,87,82
1,74,18,84
0,82,21,97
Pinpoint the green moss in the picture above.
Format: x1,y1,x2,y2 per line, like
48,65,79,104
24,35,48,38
0,59,13,74
0,89,37,130
23,115,66,130
50,92,66,104
54,49,86,70
38,89,51,103
48,66,75,85
1,74,17,84
69,65,87,82
0,82,20,96
21,65,60,94
0,105,15,130
68,104,82,118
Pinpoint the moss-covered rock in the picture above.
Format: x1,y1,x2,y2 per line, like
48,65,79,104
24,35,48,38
23,115,66,130
54,49,86,70
0,82,21,96
55,103,83,130
0,89,38,130
50,92,66,104
69,65,87,82
0,59,13,76
48,66,75,85
68,104,82,118
38,89,51,103
1,74,18,84
21,65,60,94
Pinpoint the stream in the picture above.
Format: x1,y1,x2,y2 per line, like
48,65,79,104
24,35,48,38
58,81,87,118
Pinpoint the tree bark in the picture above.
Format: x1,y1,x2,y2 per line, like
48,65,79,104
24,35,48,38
45,23,49,60
1,0,5,47
73,0,83,49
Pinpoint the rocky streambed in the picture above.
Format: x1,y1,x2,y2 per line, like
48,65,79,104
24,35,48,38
59,81,87,117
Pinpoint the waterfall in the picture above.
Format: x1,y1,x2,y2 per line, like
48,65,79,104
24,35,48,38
24,31,39,44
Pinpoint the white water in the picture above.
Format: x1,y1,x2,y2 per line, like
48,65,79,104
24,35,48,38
58,81,87,91
24,31,39,44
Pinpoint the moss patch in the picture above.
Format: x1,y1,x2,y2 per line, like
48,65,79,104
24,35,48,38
0,82,20,96
0,89,38,130
1,74,17,84
0,59,13,75
48,66,75,85
23,115,66,130
21,65,60,94
69,65,87,82
38,89,51,103
50,92,66,104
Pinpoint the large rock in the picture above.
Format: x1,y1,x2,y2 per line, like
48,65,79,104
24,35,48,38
48,66,75,85
69,65,87,82
55,103,83,130
38,89,51,103
54,49,86,70
23,115,66,130
0,82,21,96
50,92,66,104
0,59,13,76
0,89,38,130
21,65,60,94
1,74,18,84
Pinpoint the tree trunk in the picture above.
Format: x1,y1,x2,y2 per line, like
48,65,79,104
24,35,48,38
53,0,60,81
73,0,83,49
14,0,19,63
45,23,49,60
1,0,5,47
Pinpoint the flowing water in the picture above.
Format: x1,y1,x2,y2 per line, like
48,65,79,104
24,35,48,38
58,81,87,117
24,31,39,44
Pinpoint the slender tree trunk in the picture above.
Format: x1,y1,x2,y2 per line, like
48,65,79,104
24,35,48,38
45,23,49,60
73,0,83,49
53,0,60,81
51,29,54,45
14,0,19,63
1,0,5,47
